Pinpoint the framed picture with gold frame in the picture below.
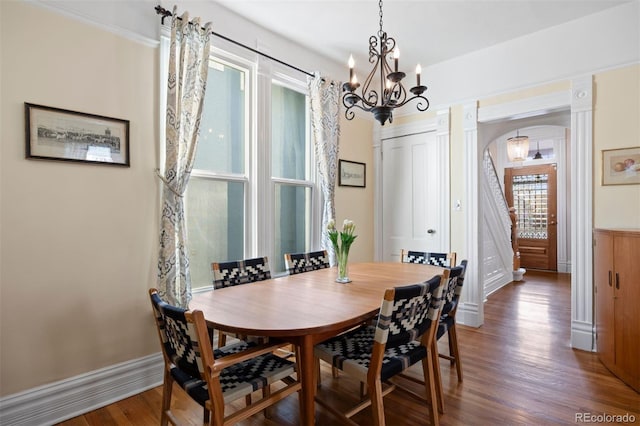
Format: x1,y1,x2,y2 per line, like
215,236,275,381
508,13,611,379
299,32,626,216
602,146,640,186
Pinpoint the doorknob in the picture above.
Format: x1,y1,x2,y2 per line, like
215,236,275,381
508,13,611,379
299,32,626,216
427,229,436,234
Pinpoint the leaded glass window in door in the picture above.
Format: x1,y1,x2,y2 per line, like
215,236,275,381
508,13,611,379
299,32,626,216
512,174,548,239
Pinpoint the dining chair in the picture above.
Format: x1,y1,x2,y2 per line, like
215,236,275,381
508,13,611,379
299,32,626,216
284,250,330,275
401,249,457,268
149,288,301,426
211,256,271,289
314,271,449,426
211,257,271,347
436,261,467,382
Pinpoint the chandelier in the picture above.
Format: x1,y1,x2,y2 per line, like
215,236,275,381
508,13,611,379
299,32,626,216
342,0,429,126
506,130,530,162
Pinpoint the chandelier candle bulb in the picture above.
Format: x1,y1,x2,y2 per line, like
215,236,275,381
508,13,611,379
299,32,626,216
394,48,400,72
416,64,421,86
348,55,354,83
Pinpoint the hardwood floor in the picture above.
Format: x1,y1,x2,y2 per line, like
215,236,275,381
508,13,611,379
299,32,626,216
58,271,640,425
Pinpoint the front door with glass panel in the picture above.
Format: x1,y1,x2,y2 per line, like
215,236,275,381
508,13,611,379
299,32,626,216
504,164,558,271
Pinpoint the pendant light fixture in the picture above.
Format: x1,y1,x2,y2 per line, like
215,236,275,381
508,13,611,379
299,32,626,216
342,0,429,126
507,130,530,162
533,142,543,159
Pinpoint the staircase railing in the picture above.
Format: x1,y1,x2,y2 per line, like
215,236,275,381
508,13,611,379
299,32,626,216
483,151,511,236
483,151,520,273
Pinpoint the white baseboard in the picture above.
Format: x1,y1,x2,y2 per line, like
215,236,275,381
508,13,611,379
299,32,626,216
0,353,163,425
483,272,512,299
457,302,482,327
571,320,595,352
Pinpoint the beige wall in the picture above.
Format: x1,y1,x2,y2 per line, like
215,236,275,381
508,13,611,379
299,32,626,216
0,2,159,395
449,105,467,260
335,116,375,262
593,64,640,228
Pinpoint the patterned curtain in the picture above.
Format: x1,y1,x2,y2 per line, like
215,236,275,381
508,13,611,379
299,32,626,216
157,9,212,307
309,75,341,265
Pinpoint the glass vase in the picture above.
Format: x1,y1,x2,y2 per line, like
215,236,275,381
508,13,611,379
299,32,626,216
336,248,351,283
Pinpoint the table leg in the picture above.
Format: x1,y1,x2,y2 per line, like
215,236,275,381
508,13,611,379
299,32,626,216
298,335,316,426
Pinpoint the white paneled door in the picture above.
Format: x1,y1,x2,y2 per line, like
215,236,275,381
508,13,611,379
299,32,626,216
382,131,448,261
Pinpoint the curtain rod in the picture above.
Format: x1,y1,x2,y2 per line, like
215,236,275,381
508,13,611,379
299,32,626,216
155,5,315,78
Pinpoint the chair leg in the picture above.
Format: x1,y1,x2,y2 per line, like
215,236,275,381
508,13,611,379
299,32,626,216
448,325,463,382
421,351,440,426
368,377,386,426
262,386,272,419
160,369,173,426
315,357,322,387
431,339,445,414
448,332,455,365
218,330,227,347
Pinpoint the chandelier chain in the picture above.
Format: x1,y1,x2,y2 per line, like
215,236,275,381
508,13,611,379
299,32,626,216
378,0,384,36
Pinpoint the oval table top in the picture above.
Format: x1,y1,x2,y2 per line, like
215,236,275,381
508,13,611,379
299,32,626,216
189,261,444,337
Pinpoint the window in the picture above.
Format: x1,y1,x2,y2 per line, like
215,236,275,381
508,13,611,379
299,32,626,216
180,49,318,287
186,58,249,287
271,82,313,274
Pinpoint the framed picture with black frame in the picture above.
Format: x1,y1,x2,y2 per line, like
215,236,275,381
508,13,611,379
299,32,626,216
25,103,130,167
339,159,366,188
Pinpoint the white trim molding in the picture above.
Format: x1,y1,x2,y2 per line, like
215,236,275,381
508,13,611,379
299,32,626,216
478,91,571,123
0,353,163,426
459,102,483,327
570,75,594,351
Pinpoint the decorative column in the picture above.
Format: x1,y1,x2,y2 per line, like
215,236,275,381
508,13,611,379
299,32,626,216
570,75,594,351
458,102,484,327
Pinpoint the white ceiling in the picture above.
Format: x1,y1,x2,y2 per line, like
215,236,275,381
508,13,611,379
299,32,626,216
215,0,632,75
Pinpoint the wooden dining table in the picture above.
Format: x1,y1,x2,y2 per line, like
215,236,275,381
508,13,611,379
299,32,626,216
189,261,444,426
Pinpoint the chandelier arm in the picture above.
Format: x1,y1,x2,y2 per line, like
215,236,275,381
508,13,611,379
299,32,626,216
343,91,377,111
361,53,382,107
386,81,408,107
414,97,430,112
346,102,377,113
368,35,379,64
344,108,356,121
393,93,430,111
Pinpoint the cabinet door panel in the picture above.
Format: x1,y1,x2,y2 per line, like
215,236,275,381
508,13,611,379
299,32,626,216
613,233,640,390
594,230,615,369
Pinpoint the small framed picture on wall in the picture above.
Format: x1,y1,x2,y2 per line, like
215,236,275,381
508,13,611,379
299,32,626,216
339,159,366,188
602,146,640,186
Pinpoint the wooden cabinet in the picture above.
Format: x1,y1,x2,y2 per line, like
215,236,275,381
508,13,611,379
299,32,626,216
594,229,640,393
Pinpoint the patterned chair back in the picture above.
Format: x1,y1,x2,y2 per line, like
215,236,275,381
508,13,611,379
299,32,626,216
212,257,271,289
401,250,456,268
150,290,204,378
374,272,447,349
284,250,330,275
440,265,465,317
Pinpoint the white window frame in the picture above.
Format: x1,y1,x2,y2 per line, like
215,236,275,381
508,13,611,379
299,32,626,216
263,69,320,276
159,33,320,286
